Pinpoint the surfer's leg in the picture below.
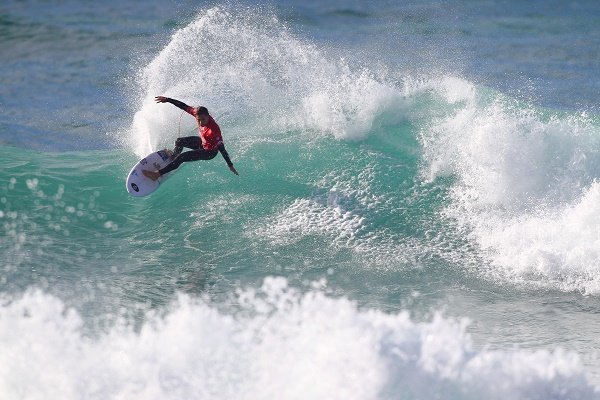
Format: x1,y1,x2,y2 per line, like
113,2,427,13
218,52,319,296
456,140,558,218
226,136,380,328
159,148,218,175
172,136,202,158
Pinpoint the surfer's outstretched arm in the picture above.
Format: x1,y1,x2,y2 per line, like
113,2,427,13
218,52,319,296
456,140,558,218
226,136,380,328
218,144,239,175
155,96,195,114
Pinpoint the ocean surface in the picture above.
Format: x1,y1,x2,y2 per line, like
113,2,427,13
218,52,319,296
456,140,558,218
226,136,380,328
2,0,600,398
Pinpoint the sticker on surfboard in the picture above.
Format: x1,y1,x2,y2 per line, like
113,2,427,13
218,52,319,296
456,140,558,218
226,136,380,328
126,149,174,197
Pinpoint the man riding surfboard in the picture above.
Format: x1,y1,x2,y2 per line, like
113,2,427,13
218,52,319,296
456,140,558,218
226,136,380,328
142,96,239,180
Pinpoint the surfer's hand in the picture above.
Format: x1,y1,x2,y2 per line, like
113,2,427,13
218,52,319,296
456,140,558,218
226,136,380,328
155,96,168,103
229,165,239,176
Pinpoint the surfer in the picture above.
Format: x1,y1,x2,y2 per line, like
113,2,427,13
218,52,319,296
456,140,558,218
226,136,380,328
142,96,239,180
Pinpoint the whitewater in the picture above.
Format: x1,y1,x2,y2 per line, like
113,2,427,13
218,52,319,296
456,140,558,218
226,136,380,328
2,1,600,399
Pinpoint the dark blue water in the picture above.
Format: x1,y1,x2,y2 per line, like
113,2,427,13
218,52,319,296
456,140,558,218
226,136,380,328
2,1,600,398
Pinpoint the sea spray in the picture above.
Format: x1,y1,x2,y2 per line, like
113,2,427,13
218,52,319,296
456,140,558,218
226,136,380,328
127,7,399,156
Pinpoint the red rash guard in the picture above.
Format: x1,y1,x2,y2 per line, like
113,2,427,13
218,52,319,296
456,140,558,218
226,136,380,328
184,106,223,151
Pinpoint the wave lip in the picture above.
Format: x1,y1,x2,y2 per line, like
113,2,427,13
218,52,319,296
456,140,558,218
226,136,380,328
1,278,598,399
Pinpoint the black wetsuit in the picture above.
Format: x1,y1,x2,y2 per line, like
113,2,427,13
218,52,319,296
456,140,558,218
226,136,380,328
159,136,232,175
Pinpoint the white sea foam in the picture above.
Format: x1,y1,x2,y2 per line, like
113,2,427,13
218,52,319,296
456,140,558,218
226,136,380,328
420,77,600,292
255,196,365,246
1,278,597,399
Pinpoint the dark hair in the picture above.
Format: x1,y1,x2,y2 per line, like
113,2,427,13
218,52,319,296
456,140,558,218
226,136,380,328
196,106,209,116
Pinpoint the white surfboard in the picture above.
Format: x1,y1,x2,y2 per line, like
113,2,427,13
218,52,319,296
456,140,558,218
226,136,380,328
126,149,174,197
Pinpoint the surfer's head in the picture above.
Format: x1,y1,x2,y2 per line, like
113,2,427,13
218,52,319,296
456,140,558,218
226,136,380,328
196,106,210,126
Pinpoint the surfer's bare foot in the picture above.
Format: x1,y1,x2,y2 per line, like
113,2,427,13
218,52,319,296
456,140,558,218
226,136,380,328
143,170,160,181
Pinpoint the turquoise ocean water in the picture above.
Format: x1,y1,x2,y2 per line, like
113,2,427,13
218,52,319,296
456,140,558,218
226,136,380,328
2,1,600,398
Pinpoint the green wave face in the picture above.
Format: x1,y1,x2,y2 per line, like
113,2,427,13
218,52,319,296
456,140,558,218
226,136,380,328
1,102,458,312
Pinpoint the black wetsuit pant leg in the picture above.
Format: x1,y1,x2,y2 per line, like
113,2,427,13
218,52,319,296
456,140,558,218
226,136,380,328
173,136,201,155
159,136,218,175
